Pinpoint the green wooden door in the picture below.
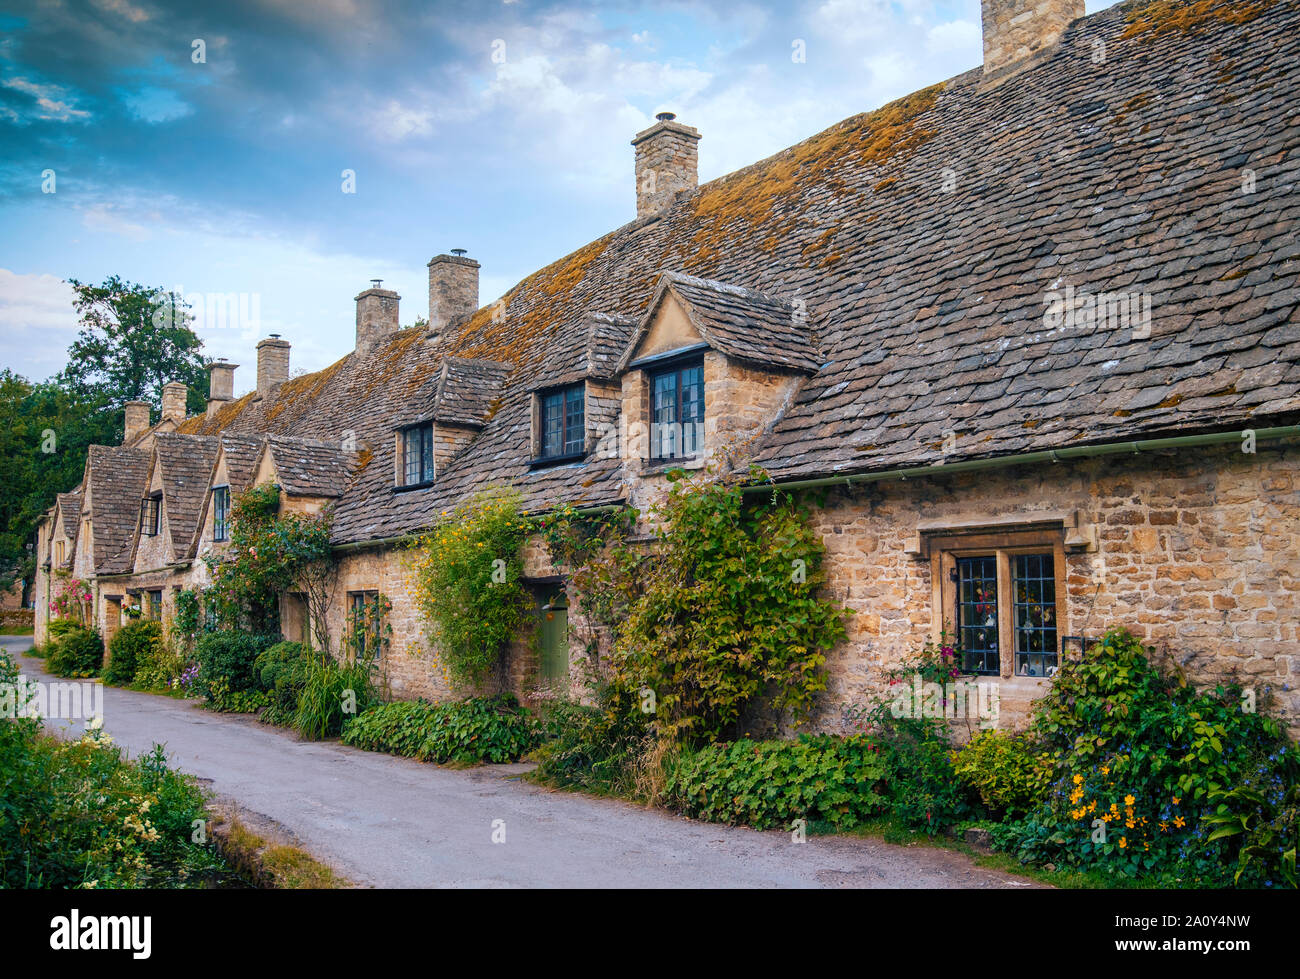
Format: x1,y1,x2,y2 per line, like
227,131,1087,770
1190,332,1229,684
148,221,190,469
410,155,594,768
538,592,569,681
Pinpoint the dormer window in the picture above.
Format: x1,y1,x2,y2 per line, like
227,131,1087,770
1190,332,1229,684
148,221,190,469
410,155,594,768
540,385,585,461
141,494,162,537
650,358,704,463
401,422,435,487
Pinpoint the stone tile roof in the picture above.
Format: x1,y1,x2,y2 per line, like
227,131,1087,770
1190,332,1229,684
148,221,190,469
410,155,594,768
86,445,151,573
219,433,263,494
56,491,81,543
622,271,822,374
165,0,1300,544
263,434,357,498
431,357,510,428
152,433,220,559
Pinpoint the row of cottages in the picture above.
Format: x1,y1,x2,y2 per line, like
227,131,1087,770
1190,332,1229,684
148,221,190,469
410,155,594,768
33,0,1300,731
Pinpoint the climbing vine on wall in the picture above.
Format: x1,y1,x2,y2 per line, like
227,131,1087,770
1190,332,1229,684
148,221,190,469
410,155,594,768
408,488,533,686
611,466,849,744
205,483,334,639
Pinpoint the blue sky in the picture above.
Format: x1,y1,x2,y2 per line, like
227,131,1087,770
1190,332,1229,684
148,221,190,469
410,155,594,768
0,0,1115,393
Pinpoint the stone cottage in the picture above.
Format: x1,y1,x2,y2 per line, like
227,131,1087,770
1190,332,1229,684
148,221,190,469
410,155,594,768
33,0,1300,730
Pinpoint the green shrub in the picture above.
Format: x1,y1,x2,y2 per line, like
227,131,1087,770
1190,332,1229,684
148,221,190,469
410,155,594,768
952,730,1055,820
1010,629,1297,883
529,688,653,795
873,717,972,834
667,734,887,832
104,620,162,686
343,694,540,764
195,630,279,696
1203,750,1300,888
46,626,103,678
293,656,377,740
0,649,228,888
134,632,190,691
254,641,312,725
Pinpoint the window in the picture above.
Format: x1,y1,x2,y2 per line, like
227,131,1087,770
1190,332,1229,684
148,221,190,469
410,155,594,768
402,423,435,486
539,385,585,460
348,591,381,660
147,590,163,621
650,358,704,463
931,530,1066,680
55,540,66,564
141,494,162,537
213,486,231,542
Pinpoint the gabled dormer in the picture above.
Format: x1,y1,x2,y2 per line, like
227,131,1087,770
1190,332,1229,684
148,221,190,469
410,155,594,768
527,311,634,468
133,433,220,573
256,434,358,514
392,356,509,489
616,272,821,470
193,433,263,560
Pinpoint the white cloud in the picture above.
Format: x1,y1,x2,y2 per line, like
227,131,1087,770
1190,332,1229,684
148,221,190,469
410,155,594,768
0,270,79,379
1,76,92,123
925,19,981,58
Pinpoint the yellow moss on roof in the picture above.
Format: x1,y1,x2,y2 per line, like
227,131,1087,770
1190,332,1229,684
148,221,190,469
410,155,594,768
687,84,943,254
266,355,349,424
1121,0,1277,39
176,390,257,434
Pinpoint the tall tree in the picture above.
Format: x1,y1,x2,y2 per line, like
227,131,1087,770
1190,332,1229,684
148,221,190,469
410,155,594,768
59,276,209,416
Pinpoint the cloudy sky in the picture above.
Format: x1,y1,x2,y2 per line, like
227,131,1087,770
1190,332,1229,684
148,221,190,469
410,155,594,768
0,0,1115,393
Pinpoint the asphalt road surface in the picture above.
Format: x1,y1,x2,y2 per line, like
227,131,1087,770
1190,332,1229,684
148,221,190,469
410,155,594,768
4,636,1040,889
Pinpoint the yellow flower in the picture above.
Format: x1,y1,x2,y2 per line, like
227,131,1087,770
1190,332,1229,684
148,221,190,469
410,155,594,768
1118,837,1127,849
1172,796,1180,806
1124,794,1135,806
1073,774,1083,786
1101,766,1109,775
1173,816,1185,829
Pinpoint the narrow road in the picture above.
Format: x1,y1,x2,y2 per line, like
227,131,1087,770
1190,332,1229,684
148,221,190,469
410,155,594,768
5,636,1040,888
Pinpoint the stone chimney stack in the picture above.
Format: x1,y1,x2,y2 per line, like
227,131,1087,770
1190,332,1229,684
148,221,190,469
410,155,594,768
355,281,401,354
256,335,290,400
631,111,700,219
123,401,150,443
980,0,1084,80
427,252,479,344
206,361,237,419
161,381,188,424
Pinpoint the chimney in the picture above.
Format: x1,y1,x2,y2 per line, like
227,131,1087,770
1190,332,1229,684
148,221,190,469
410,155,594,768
161,381,188,424
123,401,150,443
427,252,479,344
981,0,1084,80
206,361,237,418
256,335,290,400
356,280,401,353
631,111,700,219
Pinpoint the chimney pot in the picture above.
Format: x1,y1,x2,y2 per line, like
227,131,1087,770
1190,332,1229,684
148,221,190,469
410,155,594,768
123,401,150,444
980,0,1084,80
427,253,480,344
631,113,700,219
256,336,291,400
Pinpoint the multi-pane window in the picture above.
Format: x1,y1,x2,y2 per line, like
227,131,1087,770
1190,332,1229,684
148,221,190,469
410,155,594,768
956,556,999,675
650,359,704,462
934,532,1065,680
147,590,163,621
402,424,435,486
1013,553,1058,677
540,385,585,460
141,495,161,537
212,486,231,542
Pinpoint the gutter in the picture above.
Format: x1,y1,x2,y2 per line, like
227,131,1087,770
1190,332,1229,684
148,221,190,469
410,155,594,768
330,426,1298,552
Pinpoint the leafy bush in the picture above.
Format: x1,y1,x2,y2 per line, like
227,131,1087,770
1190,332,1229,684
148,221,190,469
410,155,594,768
293,656,377,740
952,730,1055,820
529,688,654,795
0,650,228,888
1010,629,1297,883
667,734,887,832
342,694,540,764
613,468,848,743
104,620,162,686
1204,750,1300,888
409,488,533,685
873,717,972,834
46,625,103,678
134,632,191,691
195,630,280,697
254,641,312,724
